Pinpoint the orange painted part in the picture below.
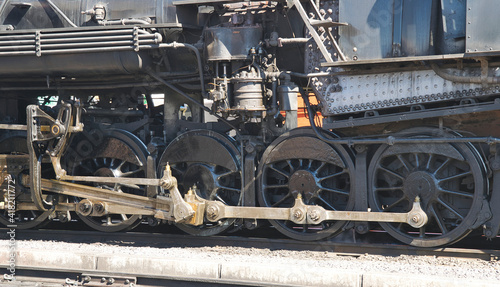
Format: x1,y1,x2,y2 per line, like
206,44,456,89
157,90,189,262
297,93,322,127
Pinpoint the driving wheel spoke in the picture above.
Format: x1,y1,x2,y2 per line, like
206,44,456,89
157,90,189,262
258,129,354,241
368,128,485,247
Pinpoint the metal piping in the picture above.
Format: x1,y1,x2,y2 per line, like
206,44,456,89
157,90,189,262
147,69,239,133
279,37,309,44
0,77,200,91
430,62,500,84
157,42,206,97
0,29,162,56
98,19,151,26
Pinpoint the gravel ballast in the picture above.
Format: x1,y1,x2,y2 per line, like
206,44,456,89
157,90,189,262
0,239,499,286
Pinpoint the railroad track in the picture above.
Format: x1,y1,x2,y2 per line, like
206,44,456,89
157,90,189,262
0,227,499,286
2,227,500,260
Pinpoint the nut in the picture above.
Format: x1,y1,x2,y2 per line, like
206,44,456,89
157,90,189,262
206,205,220,221
412,215,420,223
292,209,304,221
309,209,320,222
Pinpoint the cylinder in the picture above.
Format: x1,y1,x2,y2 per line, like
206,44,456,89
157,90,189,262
278,83,299,111
0,51,150,76
232,67,266,111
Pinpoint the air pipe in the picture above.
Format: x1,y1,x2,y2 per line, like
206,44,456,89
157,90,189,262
431,62,500,84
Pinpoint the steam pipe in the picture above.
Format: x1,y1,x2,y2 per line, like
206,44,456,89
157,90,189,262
41,39,159,49
98,19,151,26
267,77,279,116
41,33,157,44
431,62,500,84
156,42,206,97
279,37,309,44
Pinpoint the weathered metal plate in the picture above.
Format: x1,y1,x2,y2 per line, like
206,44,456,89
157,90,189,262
321,69,496,115
339,0,395,60
401,0,433,56
438,0,466,54
339,0,433,60
465,0,500,53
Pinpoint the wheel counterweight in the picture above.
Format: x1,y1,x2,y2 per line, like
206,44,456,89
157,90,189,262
69,129,148,232
158,130,242,236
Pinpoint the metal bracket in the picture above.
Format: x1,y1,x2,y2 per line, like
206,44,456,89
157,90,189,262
353,145,369,234
79,273,136,287
484,152,500,239
289,0,336,63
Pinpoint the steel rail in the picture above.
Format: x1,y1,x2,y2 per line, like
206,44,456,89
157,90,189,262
1,267,259,287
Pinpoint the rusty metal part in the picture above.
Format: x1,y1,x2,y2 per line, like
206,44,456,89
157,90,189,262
0,134,53,229
27,103,75,211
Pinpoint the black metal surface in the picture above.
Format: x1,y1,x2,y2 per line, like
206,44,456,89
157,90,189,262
68,129,149,232
257,128,355,241
2,0,500,250
157,130,242,236
323,99,500,130
367,128,487,247
0,133,51,229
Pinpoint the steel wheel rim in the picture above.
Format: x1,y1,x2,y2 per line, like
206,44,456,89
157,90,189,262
368,128,486,247
158,130,242,236
70,129,148,232
258,128,354,241
0,133,51,229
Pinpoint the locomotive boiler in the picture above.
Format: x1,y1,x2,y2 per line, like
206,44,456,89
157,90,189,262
0,0,498,248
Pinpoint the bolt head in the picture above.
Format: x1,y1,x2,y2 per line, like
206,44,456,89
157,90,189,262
293,209,303,220
309,210,320,221
412,215,420,223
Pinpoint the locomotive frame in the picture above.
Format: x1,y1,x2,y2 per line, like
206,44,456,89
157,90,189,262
0,0,499,248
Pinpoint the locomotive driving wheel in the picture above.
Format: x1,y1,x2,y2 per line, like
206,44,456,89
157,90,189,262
70,129,148,232
158,130,242,236
0,132,52,229
368,128,486,247
258,128,354,241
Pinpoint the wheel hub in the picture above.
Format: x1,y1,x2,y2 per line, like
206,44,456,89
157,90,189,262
288,170,318,202
183,164,216,197
94,167,115,177
404,171,437,204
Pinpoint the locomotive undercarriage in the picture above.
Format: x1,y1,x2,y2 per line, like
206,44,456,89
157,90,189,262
0,0,500,248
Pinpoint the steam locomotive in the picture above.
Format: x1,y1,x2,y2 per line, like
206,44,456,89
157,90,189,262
0,0,498,248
